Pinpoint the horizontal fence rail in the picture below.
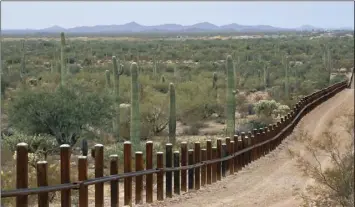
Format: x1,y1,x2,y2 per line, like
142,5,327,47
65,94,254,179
1,80,348,207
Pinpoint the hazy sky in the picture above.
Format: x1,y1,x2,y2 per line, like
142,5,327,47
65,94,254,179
2,1,354,30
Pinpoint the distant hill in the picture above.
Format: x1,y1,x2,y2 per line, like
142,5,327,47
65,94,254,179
2,22,353,35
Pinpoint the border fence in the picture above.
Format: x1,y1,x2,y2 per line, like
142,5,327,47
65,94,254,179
1,80,350,207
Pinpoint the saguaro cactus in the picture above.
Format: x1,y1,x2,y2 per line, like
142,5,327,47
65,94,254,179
294,65,300,91
282,55,289,99
212,72,218,100
20,40,26,80
161,75,165,83
169,83,176,144
263,65,269,90
60,32,66,87
105,70,111,88
212,72,218,89
226,55,236,138
112,56,124,140
153,56,157,77
323,46,332,85
130,62,140,146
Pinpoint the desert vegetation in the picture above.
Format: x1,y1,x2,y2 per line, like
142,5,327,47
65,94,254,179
289,110,354,207
1,32,353,206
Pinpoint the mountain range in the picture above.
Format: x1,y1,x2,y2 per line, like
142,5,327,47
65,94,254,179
2,22,353,35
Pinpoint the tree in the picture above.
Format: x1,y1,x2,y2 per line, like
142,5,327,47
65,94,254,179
9,87,113,146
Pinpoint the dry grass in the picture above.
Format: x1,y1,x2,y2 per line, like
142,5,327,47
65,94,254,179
288,109,354,207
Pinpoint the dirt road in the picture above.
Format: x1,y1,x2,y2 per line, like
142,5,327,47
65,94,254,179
147,87,354,207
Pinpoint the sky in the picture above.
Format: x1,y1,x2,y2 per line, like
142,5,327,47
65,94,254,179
2,1,354,30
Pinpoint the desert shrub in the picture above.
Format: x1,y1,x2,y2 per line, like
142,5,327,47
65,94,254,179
176,79,225,125
2,130,57,159
290,112,354,207
235,94,249,116
247,104,255,115
273,103,291,117
254,100,279,117
330,74,348,85
152,82,169,94
67,64,81,74
140,90,169,137
165,64,176,73
8,87,113,146
1,158,61,206
183,122,207,135
254,99,291,118
236,116,274,133
104,141,165,167
267,85,283,101
247,120,268,130
1,133,63,206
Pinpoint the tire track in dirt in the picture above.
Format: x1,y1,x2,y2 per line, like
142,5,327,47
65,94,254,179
146,88,354,207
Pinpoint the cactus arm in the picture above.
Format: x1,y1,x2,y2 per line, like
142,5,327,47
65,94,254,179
112,56,124,140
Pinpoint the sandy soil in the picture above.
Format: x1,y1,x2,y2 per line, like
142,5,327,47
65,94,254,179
139,87,354,207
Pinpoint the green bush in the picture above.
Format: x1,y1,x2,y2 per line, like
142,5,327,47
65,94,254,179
2,130,57,156
8,87,113,146
330,74,347,85
254,100,279,117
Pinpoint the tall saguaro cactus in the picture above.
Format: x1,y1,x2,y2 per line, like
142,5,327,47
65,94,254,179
212,72,218,89
323,45,332,85
168,83,176,144
282,55,289,99
20,40,26,80
226,55,236,138
112,56,124,140
130,62,140,146
60,32,66,87
263,65,269,90
105,70,111,88
212,72,218,100
153,56,157,77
